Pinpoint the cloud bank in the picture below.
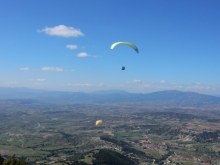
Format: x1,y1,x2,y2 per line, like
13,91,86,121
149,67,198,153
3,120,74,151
67,83,92,87
119,79,218,94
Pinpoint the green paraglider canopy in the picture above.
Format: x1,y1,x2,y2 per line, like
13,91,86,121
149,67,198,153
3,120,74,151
110,42,139,53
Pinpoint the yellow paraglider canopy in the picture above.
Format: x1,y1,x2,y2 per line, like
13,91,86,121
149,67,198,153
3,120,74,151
95,120,103,126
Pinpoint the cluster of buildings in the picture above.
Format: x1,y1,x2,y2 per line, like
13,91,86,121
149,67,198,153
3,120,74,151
142,142,167,150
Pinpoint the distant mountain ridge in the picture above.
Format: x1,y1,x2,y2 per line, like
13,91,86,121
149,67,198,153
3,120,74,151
0,87,220,107
0,87,47,99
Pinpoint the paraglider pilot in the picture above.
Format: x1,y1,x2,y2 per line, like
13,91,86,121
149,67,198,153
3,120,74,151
110,42,138,71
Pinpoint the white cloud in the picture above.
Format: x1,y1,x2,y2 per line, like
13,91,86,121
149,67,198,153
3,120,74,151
5,81,18,84
38,25,84,37
76,52,100,58
37,78,45,82
41,67,63,72
123,79,148,85
70,69,75,72
66,44,78,50
98,83,104,87
119,80,220,94
142,84,151,88
34,82,46,86
67,83,92,87
173,85,184,89
185,84,216,91
133,79,141,83
77,52,90,57
160,80,166,84
20,67,29,71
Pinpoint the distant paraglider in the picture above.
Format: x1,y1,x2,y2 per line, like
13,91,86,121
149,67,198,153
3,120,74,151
110,41,139,70
110,42,139,53
95,120,103,126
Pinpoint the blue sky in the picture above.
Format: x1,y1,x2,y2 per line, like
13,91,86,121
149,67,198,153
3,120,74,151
1,0,220,94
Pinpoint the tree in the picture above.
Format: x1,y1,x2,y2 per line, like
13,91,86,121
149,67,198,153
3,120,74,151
0,155,4,165
2,156,26,165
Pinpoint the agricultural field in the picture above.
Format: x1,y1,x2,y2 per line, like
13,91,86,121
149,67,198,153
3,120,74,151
1,101,220,164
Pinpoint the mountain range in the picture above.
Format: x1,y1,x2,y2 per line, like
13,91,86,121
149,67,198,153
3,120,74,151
0,87,220,107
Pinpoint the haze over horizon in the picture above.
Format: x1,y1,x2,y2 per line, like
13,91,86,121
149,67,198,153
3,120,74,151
1,1,220,95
